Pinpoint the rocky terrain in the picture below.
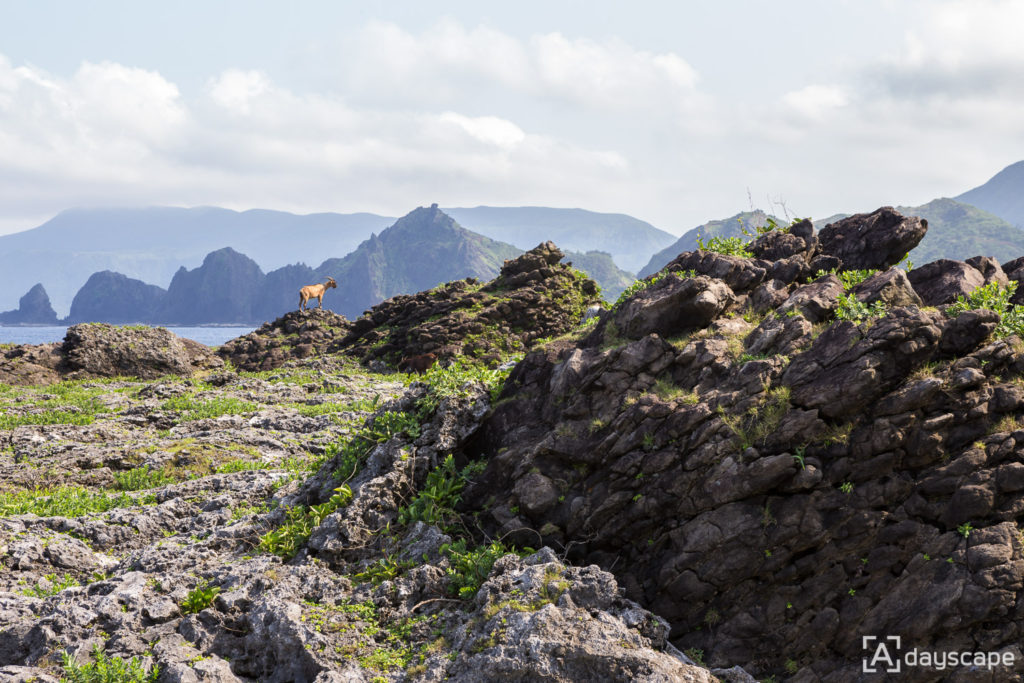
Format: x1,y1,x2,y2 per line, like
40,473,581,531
6,205,1024,681
219,242,600,371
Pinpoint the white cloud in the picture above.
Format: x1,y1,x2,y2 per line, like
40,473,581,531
781,84,849,119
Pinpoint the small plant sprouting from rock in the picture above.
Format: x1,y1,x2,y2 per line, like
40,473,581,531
839,481,854,495
697,234,752,258
180,580,221,614
260,484,353,559
958,522,974,539
440,539,532,599
21,573,80,598
398,455,486,531
61,643,158,683
834,293,887,323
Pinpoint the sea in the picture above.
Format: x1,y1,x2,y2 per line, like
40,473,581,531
0,326,255,347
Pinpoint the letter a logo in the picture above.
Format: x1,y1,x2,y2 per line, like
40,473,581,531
863,635,901,673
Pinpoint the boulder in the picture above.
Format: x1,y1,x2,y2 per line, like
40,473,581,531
613,274,735,340
966,255,1011,287
61,323,223,380
907,259,985,306
663,251,767,293
782,307,942,418
776,274,844,323
851,267,922,307
818,207,927,270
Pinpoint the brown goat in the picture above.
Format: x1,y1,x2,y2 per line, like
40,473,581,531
399,352,438,375
299,277,337,311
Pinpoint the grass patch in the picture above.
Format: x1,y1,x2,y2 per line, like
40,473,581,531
398,455,486,532
20,572,80,598
0,485,155,517
113,465,177,491
161,394,258,421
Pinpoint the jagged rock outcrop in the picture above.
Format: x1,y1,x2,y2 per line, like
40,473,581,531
0,324,222,385
220,242,601,371
0,284,59,325
819,206,928,270
161,247,266,324
217,309,353,371
460,207,1024,679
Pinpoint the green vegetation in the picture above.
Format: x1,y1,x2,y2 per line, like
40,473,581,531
161,394,258,421
180,580,221,614
697,234,752,257
719,386,791,450
302,599,432,673
61,644,158,683
947,281,1024,339
417,358,518,416
441,539,531,598
834,293,887,323
326,411,420,482
958,522,974,539
21,572,80,597
259,485,353,559
398,455,486,531
0,485,154,517
0,381,111,430
113,466,175,491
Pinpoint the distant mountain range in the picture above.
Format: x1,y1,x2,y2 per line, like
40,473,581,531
0,205,662,316
0,206,631,326
4,160,1024,324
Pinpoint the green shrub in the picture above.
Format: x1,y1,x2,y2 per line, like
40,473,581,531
697,234,752,258
418,359,517,415
947,281,1024,339
441,539,532,598
21,572,80,598
834,293,887,323
61,643,158,683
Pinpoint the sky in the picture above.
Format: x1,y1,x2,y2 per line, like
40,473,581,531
1,0,1022,236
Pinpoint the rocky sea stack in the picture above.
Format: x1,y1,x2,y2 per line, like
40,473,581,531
4,209,1024,680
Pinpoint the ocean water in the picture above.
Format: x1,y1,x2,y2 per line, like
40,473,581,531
0,326,255,347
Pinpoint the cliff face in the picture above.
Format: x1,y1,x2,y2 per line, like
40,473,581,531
0,283,58,325
66,271,168,324
160,247,266,324
460,207,1024,678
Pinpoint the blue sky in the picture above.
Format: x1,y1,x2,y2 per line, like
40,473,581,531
1,0,1021,235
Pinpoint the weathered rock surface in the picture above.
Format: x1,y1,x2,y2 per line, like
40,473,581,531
0,352,713,682
907,259,987,306
819,206,927,270
0,324,223,386
458,208,1024,680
